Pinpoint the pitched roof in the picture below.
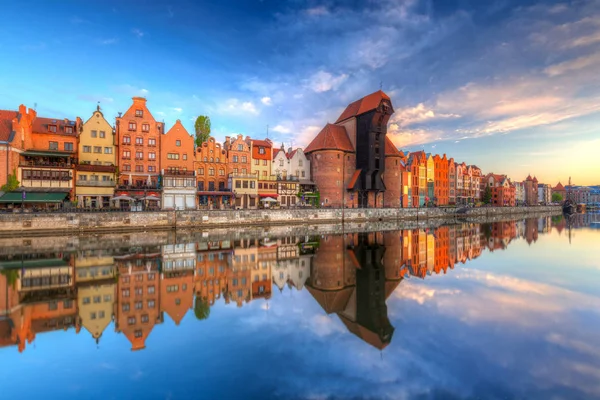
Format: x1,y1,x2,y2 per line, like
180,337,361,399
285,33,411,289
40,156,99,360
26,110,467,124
304,123,353,153
0,110,17,142
272,148,282,159
32,117,77,135
533,176,538,183
348,169,362,190
335,90,391,123
251,139,272,148
306,285,354,314
554,182,565,191
384,136,401,157
287,149,298,160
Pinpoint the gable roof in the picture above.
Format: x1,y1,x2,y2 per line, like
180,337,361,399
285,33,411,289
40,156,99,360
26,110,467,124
554,182,565,191
335,90,391,123
32,117,77,136
0,110,17,142
304,123,353,153
384,136,401,157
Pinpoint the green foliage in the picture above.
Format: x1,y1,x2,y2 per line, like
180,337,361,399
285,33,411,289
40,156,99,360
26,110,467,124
194,116,211,147
0,269,19,288
482,186,492,204
1,169,19,192
552,192,563,203
194,296,211,320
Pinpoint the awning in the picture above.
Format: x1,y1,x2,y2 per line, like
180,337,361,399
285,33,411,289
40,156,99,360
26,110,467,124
112,195,135,201
140,195,161,201
0,192,68,203
259,194,278,198
197,191,232,196
348,169,362,190
0,258,69,269
261,197,277,202
22,150,73,157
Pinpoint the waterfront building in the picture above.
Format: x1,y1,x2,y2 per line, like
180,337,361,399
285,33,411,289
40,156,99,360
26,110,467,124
272,145,310,207
426,153,435,204
195,137,230,208
433,154,449,206
448,158,456,205
305,91,396,208
553,182,566,202
250,138,277,206
0,106,36,192
383,138,403,208
471,166,482,202
114,251,163,351
160,120,196,210
456,163,466,205
485,173,516,206
115,97,164,209
224,135,256,209
75,252,116,342
537,183,552,205
407,151,427,207
194,239,230,305
227,239,255,306
75,106,116,208
252,241,275,300
524,175,539,205
514,181,525,205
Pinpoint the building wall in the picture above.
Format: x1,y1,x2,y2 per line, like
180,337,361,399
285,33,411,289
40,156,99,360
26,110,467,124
288,148,311,180
225,135,251,177
308,150,355,207
161,120,194,173
116,97,164,186
250,139,272,179
383,155,402,208
434,155,449,206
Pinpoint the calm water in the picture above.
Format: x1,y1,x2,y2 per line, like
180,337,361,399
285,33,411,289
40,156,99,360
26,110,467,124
1,213,599,400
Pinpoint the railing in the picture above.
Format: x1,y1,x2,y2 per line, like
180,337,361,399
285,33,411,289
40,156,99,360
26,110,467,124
20,161,72,169
163,170,195,177
117,184,161,190
76,164,116,173
76,180,115,187
229,174,259,180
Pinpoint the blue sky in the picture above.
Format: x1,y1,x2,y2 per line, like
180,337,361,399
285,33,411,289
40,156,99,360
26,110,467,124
0,0,599,184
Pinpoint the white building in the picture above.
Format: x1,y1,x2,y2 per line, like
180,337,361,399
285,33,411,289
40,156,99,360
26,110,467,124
514,181,525,205
538,183,552,205
161,170,197,210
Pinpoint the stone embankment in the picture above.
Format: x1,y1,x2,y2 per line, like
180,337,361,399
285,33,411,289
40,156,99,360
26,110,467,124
0,206,561,237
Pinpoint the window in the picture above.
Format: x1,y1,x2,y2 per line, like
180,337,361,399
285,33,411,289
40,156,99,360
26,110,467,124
243,181,248,189
136,137,143,145
235,180,241,188
301,171,305,177
128,317,136,325
83,146,91,153
219,169,224,176
216,157,220,163
122,289,130,297
104,294,112,302
148,166,156,172
135,301,143,310
149,152,156,160
255,159,259,165
49,141,58,150
209,168,215,176
148,285,155,294
250,181,255,189
167,153,180,160
299,160,303,167
128,122,136,131
141,315,149,323
135,165,143,172
65,126,73,134
233,155,238,163
279,159,284,167
99,131,106,138
242,156,247,163
142,124,150,132
136,151,143,159
176,140,181,146
237,144,243,151
83,297,91,304
123,164,131,172
64,299,73,309
134,330,143,338
135,109,143,117
91,130,97,138
90,312,97,320
48,125,57,133
263,171,267,176
104,147,112,154
123,150,131,159
148,138,156,146
123,136,131,144
94,146,102,153
233,168,238,174
242,168,247,174
259,147,265,154
148,300,155,308
93,296,101,303
198,168,204,175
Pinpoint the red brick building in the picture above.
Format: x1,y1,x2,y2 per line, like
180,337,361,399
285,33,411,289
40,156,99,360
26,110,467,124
524,175,539,205
195,137,230,208
485,173,516,206
305,91,396,208
433,154,449,205
0,105,36,192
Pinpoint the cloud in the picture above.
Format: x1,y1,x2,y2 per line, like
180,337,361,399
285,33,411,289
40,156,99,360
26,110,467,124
544,53,600,77
305,6,329,16
272,124,291,134
131,28,144,38
219,99,259,116
172,107,183,113
306,71,348,93
98,38,118,45
392,103,460,128
113,84,150,97
261,96,273,106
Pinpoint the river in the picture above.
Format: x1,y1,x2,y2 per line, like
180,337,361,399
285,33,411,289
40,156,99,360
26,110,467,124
0,213,599,399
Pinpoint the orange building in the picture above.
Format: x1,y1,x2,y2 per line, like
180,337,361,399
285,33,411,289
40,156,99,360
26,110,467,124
433,154,449,205
114,251,162,351
448,158,456,205
115,97,164,208
160,120,196,210
224,135,255,208
195,137,230,208
195,240,231,305
160,269,194,325
0,106,36,191
485,173,516,206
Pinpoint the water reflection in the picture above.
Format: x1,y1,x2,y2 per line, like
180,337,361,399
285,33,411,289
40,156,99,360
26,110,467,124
2,215,591,354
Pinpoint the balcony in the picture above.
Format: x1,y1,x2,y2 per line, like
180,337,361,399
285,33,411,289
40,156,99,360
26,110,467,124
229,174,258,180
163,170,195,177
76,164,116,173
20,161,72,169
76,180,115,187
117,184,161,190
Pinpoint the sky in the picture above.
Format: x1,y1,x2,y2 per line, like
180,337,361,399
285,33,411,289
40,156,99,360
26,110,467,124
0,0,599,185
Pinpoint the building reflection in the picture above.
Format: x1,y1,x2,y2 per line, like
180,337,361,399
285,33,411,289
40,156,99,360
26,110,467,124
0,216,583,353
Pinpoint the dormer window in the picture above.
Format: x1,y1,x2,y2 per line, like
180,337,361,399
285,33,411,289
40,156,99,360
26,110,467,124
65,126,73,134
135,109,143,117
259,147,265,154
48,125,57,133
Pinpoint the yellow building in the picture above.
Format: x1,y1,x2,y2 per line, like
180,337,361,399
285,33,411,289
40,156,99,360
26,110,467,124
426,153,435,203
76,253,116,342
75,106,116,208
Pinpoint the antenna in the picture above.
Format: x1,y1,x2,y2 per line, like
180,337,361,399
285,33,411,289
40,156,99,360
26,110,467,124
34,102,37,110
379,81,383,90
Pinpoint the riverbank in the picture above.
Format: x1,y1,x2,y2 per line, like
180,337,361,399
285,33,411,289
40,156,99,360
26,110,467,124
0,206,561,237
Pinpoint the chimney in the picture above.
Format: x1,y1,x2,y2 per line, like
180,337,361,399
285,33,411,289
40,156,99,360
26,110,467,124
18,104,26,115
132,96,147,104
225,136,230,145
288,147,292,154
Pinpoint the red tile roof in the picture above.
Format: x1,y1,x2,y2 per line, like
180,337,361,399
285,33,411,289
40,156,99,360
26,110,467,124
348,169,362,190
272,148,282,159
0,110,17,142
554,182,565,191
250,139,272,148
304,123,353,153
384,136,401,157
287,149,298,160
32,117,77,136
335,90,391,123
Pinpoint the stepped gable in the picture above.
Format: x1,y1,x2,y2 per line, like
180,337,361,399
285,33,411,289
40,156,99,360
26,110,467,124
335,90,391,123
304,123,353,154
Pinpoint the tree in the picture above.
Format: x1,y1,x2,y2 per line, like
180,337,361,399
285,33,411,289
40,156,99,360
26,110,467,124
0,269,19,288
482,186,492,204
552,192,563,203
1,169,19,192
194,116,211,147
194,296,210,320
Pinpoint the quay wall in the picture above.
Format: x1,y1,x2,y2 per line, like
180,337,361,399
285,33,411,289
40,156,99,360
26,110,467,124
0,206,561,237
